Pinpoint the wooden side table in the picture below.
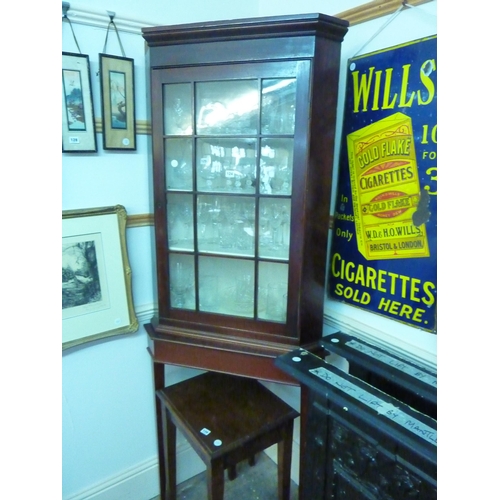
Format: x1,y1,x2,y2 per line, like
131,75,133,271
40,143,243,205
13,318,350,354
156,371,299,500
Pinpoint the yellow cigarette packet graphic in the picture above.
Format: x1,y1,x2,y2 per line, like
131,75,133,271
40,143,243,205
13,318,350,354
347,112,429,260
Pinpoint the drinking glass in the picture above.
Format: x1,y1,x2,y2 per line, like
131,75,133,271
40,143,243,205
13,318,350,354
169,260,194,309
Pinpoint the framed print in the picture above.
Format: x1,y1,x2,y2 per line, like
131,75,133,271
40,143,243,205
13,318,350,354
62,52,97,153
62,205,138,350
99,54,136,150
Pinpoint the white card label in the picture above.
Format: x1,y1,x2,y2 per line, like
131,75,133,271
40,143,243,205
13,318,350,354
309,367,436,446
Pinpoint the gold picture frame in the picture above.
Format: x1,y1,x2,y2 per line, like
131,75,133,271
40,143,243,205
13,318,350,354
99,54,136,150
62,52,97,153
62,205,138,350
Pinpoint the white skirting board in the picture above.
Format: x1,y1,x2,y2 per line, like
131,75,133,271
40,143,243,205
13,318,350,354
64,429,300,500
63,455,159,500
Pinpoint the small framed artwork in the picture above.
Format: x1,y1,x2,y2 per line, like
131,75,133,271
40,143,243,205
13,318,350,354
62,52,97,153
99,54,136,150
62,205,138,350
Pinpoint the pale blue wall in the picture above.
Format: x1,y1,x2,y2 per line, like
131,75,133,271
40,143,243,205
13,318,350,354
60,2,437,499
61,22,155,484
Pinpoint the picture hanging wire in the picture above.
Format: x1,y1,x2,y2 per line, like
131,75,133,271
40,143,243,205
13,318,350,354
102,11,126,57
351,1,407,58
62,2,82,54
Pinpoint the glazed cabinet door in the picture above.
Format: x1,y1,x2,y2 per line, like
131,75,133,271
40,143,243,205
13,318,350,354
150,60,311,343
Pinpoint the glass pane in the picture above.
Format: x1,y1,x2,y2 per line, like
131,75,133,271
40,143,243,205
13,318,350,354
261,78,296,135
258,262,288,322
259,138,293,195
258,198,291,260
197,138,256,193
199,257,255,317
196,80,259,135
167,193,194,251
197,195,255,257
163,83,193,135
165,138,193,190
169,254,195,310
198,273,220,313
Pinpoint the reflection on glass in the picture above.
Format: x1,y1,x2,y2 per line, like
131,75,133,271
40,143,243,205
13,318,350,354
258,262,288,322
199,256,255,318
167,193,194,251
196,80,259,135
165,138,193,190
197,195,255,256
258,198,291,260
199,274,219,312
164,83,193,135
169,254,195,310
259,138,293,195
266,283,288,321
197,138,256,193
261,79,296,135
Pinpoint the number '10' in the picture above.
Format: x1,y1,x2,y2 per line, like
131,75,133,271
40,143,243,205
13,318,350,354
421,124,437,144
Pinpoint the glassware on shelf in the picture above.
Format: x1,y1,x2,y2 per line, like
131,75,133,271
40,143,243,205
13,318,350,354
199,274,219,312
167,193,194,251
164,83,193,135
164,77,294,314
233,273,254,315
197,196,255,256
258,198,291,260
169,257,195,309
259,139,293,196
196,80,259,135
165,138,193,190
197,138,257,194
261,78,297,135
199,256,255,318
258,261,288,323
235,202,256,252
197,197,221,251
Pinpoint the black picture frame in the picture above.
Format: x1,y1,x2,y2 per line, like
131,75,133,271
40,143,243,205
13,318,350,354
62,52,97,153
99,53,136,150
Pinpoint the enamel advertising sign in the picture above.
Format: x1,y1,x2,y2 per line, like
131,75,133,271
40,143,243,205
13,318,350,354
329,36,437,332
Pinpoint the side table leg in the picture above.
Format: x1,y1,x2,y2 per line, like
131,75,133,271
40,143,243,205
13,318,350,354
207,459,225,500
164,409,177,499
153,362,166,499
277,420,294,500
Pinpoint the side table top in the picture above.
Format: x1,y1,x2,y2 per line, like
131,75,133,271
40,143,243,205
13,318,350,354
157,371,299,456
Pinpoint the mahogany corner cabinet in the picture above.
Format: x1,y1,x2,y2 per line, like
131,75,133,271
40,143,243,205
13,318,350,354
142,14,349,383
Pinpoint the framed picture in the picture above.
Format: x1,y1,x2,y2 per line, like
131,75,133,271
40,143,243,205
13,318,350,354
62,205,138,350
99,54,136,150
62,52,97,153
